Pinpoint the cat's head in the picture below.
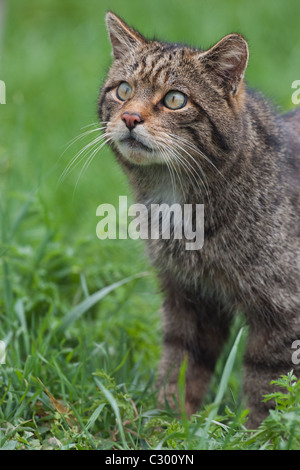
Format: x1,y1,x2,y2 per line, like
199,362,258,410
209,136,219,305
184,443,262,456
98,12,249,169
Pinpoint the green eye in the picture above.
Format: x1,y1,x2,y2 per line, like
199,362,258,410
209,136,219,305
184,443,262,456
163,90,187,110
116,82,132,101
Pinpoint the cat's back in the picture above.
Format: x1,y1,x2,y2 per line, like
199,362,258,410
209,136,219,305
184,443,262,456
281,108,300,168
280,108,300,206
283,106,300,129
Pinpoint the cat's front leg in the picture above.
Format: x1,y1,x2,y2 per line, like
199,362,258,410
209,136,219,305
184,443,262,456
243,318,300,428
156,281,232,417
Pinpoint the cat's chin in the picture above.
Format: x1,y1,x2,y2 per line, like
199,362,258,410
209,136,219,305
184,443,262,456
116,141,163,166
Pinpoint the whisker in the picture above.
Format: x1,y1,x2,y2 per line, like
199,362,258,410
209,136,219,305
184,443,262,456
168,143,215,226
155,142,178,200
168,132,227,182
60,135,104,182
156,131,215,226
158,133,207,196
59,132,111,184
73,136,113,195
160,143,193,196
62,126,109,156
79,121,109,129
168,138,210,196
163,150,184,195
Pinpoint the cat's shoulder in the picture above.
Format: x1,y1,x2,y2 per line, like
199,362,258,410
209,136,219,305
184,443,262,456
282,107,300,136
281,107,300,163
280,108,300,202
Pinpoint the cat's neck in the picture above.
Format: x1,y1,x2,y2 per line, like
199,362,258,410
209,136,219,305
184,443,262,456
125,163,231,219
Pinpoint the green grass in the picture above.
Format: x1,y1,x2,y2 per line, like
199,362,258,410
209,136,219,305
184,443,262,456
1,0,300,450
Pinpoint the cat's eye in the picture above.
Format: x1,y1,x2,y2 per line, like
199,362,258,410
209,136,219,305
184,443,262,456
163,90,187,110
116,82,132,101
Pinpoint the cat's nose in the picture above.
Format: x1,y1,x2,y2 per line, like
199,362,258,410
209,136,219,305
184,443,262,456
122,112,143,131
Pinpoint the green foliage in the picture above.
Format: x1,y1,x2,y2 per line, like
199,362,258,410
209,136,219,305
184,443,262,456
252,372,300,449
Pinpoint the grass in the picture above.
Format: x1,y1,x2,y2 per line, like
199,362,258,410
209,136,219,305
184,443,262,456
1,0,300,451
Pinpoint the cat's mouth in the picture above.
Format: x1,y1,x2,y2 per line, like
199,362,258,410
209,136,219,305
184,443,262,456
114,132,163,165
119,136,152,153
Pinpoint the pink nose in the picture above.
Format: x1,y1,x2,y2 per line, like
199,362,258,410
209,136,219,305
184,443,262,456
122,112,143,131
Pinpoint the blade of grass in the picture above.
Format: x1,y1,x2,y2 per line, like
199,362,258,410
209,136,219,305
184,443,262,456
10,193,35,238
94,378,128,449
68,403,97,449
14,298,30,357
0,203,12,316
86,403,106,434
198,327,244,449
178,355,190,438
57,271,149,333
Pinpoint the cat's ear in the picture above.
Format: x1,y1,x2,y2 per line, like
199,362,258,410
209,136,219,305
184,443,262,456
105,12,146,60
200,34,249,95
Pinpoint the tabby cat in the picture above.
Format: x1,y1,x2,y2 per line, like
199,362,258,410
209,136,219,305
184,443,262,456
98,12,300,428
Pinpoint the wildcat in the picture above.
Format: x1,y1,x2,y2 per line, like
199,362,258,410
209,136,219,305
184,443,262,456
98,12,300,428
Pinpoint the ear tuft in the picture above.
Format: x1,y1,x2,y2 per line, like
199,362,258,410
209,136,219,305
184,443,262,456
105,12,146,60
201,34,249,94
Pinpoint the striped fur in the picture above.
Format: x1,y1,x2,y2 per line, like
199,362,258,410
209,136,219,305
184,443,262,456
98,12,300,428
